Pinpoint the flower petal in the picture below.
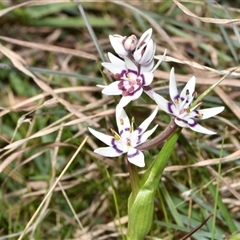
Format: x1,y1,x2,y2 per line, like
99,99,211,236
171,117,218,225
180,75,196,100
118,96,133,108
109,35,128,57
140,61,154,73
151,48,166,73
101,62,125,75
137,107,158,133
136,28,152,49
116,105,130,133
118,88,143,107
196,106,224,120
153,92,172,114
88,127,113,146
94,147,124,157
125,57,138,72
107,52,126,67
136,124,158,145
127,147,145,167
187,119,216,135
96,84,106,89
174,118,189,128
138,39,155,65
169,67,178,102
142,72,154,86
102,81,122,95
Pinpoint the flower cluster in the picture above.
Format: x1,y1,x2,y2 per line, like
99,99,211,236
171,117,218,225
89,29,224,167
99,28,165,107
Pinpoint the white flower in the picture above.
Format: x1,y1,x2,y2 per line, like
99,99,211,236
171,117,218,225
101,53,154,107
88,105,158,167
153,68,224,135
133,28,156,65
109,28,156,66
109,34,137,58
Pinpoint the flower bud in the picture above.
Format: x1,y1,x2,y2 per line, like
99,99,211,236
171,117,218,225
122,35,137,51
133,28,155,65
109,34,129,57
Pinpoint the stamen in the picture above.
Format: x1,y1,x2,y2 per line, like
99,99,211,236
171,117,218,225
174,98,179,104
197,113,203,118
127,138,131,146
120,119,124,125
118,81,124,90
110,128,115,134
110,128,121,140
186,89,189,95
136,79,141,85
128,86,134,93
131,116,135,123
185,108,191,113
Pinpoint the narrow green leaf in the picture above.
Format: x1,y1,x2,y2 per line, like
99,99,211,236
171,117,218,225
203,178,237,233
160,183,184,227
29,17,115,28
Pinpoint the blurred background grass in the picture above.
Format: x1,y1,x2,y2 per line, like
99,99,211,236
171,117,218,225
0,0,240,239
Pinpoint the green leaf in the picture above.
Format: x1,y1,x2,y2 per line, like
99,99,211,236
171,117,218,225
29,17,115,28
127,128,181,240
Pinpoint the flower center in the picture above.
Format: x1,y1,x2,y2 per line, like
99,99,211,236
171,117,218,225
117,71,143,96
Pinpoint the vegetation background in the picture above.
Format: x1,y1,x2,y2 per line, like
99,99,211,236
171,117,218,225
0,0,239,239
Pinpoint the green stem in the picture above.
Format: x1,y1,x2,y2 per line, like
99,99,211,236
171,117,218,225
141,127,181,187
128,160,140,201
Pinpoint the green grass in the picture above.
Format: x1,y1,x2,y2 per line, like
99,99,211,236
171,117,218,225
0,1,240,239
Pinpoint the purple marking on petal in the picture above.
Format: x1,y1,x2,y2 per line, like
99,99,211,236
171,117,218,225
135,127,143,135
128,149,140,158
188,120,197,127
168,102,175,114
139,73,145,86
136,135,142,145
128,85,142,96
120,70,127,77
128,69,138,76
118,80,127,91
176,117,188,124
115,70,128,80
119,128,130,137
111,139,123,154
174,94,180,100
191,110,201,119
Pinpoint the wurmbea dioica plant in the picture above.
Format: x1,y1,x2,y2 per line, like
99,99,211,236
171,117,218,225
89,28,224,239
